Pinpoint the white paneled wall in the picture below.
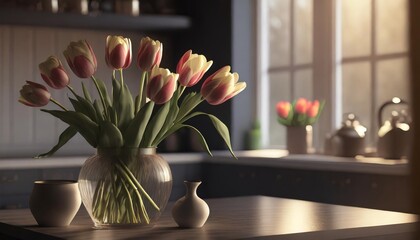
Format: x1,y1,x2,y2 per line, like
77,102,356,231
0,25,145,158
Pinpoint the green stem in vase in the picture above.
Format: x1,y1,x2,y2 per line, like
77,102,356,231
118,160,160,211
119,69,124,85
115,163,146,223
122,177,140,223
135,71,147,113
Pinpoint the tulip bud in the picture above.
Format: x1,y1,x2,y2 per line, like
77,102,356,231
18,81,51,107
39,56,70,89
137,37,163,72
294,98,308,114
276,101,291,118
147,67,178,104
176,50,213,87
201,66,246,105
307,100,320,118
105,35,132,70
63,40,97,78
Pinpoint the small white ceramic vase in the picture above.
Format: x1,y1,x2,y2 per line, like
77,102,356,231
172,181,210,228
29,180,81,227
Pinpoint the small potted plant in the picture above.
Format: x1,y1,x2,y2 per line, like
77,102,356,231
276,98,324,154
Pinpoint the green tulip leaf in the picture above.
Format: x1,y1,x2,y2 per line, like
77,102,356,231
134,95,140,113
123,101,155,148
177,111,204,123
112,78,134,132
95,77,112,107
142,101,171,147
69,97,97,123
93,100,105,122
35,126,78,158
109,106,118,126
181,112,236,158
180,124,212,157
177,92,202,122
41,110,99,147
98,121,123,148
277,117,290,126
81,82,92,103
205,114,236,159
153,98,180,146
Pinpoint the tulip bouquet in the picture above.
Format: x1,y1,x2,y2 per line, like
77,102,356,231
19,36,246,224
276,98,325,126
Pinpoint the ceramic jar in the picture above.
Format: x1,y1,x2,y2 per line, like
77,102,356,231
29,180,81,227
286,125,313,154
172,181,210,228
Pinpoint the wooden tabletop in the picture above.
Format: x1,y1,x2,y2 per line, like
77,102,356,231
0,196,417,239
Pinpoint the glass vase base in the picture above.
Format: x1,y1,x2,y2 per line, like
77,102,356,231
93,223,155,230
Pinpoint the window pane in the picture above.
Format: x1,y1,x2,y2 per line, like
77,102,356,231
376,0,408,54
294,0,313,65
342,62,371,142
293,68,313,99
341,0,371,58
269,72,291,146
268,0,290,67
376,58,410,130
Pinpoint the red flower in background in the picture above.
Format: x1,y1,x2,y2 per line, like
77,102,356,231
276,101,291,118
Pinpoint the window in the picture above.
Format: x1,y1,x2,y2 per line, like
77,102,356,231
258,0,314,148
258,0,409,150
337,0,409,145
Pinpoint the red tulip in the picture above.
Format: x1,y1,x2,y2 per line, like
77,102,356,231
39,56,70,89
137,37,163,72
307,100,320,118
147,67,178,104
294,98,308,114
18,81,51,107
176,50,213,87
105,35,132,70
63,40,97,78
201,66,246,105
276,101,291,118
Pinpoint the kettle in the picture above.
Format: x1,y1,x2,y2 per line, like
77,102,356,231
377,97,412,159
327,113,367,157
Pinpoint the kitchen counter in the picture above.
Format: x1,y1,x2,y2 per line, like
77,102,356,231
0,196,417,240
0,150,409,175
0,150,411,212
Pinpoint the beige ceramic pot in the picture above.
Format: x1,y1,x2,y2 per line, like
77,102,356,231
29,180,81,227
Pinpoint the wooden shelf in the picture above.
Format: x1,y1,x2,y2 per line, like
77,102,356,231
0,9,191,32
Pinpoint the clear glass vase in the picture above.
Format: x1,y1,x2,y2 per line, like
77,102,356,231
78,148,172,229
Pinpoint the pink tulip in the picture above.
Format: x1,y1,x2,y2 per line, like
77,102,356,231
39,56,70,89
176,50,213,87
201,66,246,105
307,100,320,118
105,35,132,70
137,37,163,72
147,67,178,104
63,40,97,78
294,98,308,114
18,81,51,107
276,101,291,118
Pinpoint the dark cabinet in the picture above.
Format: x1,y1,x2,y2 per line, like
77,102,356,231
201,163,411,213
